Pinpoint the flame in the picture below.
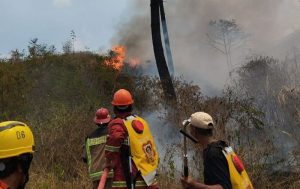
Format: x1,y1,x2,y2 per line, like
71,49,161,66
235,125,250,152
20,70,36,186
105,45,126,71
105,45,141,71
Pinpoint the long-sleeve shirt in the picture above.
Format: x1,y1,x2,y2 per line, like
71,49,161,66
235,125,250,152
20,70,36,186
105,114,158,189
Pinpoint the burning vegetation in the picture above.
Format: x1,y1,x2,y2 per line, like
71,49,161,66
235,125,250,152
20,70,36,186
104,45,126,71
0,44,300,188
104,45,141,72
1,0,300,188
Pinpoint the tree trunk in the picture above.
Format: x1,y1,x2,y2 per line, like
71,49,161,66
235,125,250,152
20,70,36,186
159,0,174,77
150,0,176,102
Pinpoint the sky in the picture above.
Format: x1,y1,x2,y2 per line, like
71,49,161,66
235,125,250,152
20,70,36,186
0,0,133,57
1,0,300,95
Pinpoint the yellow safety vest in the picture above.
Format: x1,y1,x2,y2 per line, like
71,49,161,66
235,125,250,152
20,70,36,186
123,116,159,186
222,147,254,189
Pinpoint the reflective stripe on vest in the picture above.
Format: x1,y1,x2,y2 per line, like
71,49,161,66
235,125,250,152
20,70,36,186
105,145,120,152
112,180,149,188
86,136,114,180
89,170,114,180
123,116,159,186
105,138,129,152
222,147,254,189
112,181,127,188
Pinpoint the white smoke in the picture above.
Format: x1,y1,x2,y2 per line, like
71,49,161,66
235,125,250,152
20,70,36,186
112,0,300,95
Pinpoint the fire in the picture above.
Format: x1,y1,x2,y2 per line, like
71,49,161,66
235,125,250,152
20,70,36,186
105,45,126,71
105,45,141,71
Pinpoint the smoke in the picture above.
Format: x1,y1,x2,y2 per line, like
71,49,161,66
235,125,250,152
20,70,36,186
144,112,181,156
111,0,300,95
143,111,183,176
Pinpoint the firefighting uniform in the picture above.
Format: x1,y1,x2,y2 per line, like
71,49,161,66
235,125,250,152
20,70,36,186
203,141,253,189
83,125,114,189
105,114,159,189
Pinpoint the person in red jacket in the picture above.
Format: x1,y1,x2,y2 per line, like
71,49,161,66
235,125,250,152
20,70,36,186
105,89,159,189
82,108,113,189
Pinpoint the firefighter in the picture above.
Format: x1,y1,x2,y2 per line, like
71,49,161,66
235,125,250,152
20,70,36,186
181,112,253,189
83,108,113,189
0,121,35,189
105,89,159,189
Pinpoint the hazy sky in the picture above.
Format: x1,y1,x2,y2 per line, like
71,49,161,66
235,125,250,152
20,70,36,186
0,0,134,57
2,0,300,95
113,0,300,94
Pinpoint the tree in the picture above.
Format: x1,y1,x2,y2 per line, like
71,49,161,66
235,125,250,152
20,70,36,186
150,0,176,102
48,45,56,55
278,86,300,122
62,40,72,54
70,30,76,53
233,55,300,169
207,19,247,72
10,49,24,63
28,38,39,59
27,38,56,59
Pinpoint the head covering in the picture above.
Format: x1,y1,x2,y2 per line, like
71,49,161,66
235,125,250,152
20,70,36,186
94,108,111,125
189,112,214,129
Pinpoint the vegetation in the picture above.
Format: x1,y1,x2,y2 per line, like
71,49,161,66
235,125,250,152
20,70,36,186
0,41,299,188
207,19,248,72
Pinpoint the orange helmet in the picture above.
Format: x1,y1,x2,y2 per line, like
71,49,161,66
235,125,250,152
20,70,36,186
111,89,134,106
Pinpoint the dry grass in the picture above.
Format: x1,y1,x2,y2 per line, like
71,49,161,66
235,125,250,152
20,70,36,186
19,78,300,189
26,104,94,189
1,54,300,189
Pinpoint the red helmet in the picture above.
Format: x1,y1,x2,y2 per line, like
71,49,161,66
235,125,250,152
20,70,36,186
94,108,111,124
111,89,134,106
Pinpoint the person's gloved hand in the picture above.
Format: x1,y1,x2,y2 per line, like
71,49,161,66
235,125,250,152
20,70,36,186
181,176,196,189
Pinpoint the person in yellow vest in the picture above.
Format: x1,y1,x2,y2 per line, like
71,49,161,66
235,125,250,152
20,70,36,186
181,112,253,189
82,108,114,189
0,121,35,189
104,89,159,189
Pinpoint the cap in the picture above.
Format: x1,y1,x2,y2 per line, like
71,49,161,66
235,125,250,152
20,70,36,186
189,112,214,129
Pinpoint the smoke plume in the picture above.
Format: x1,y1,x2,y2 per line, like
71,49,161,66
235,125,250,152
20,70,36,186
111,0,300,95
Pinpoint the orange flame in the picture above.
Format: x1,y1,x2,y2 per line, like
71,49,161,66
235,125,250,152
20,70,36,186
105,45,126,71
105,45,141,71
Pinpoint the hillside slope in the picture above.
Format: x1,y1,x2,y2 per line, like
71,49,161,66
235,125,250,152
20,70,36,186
1,52,299,188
